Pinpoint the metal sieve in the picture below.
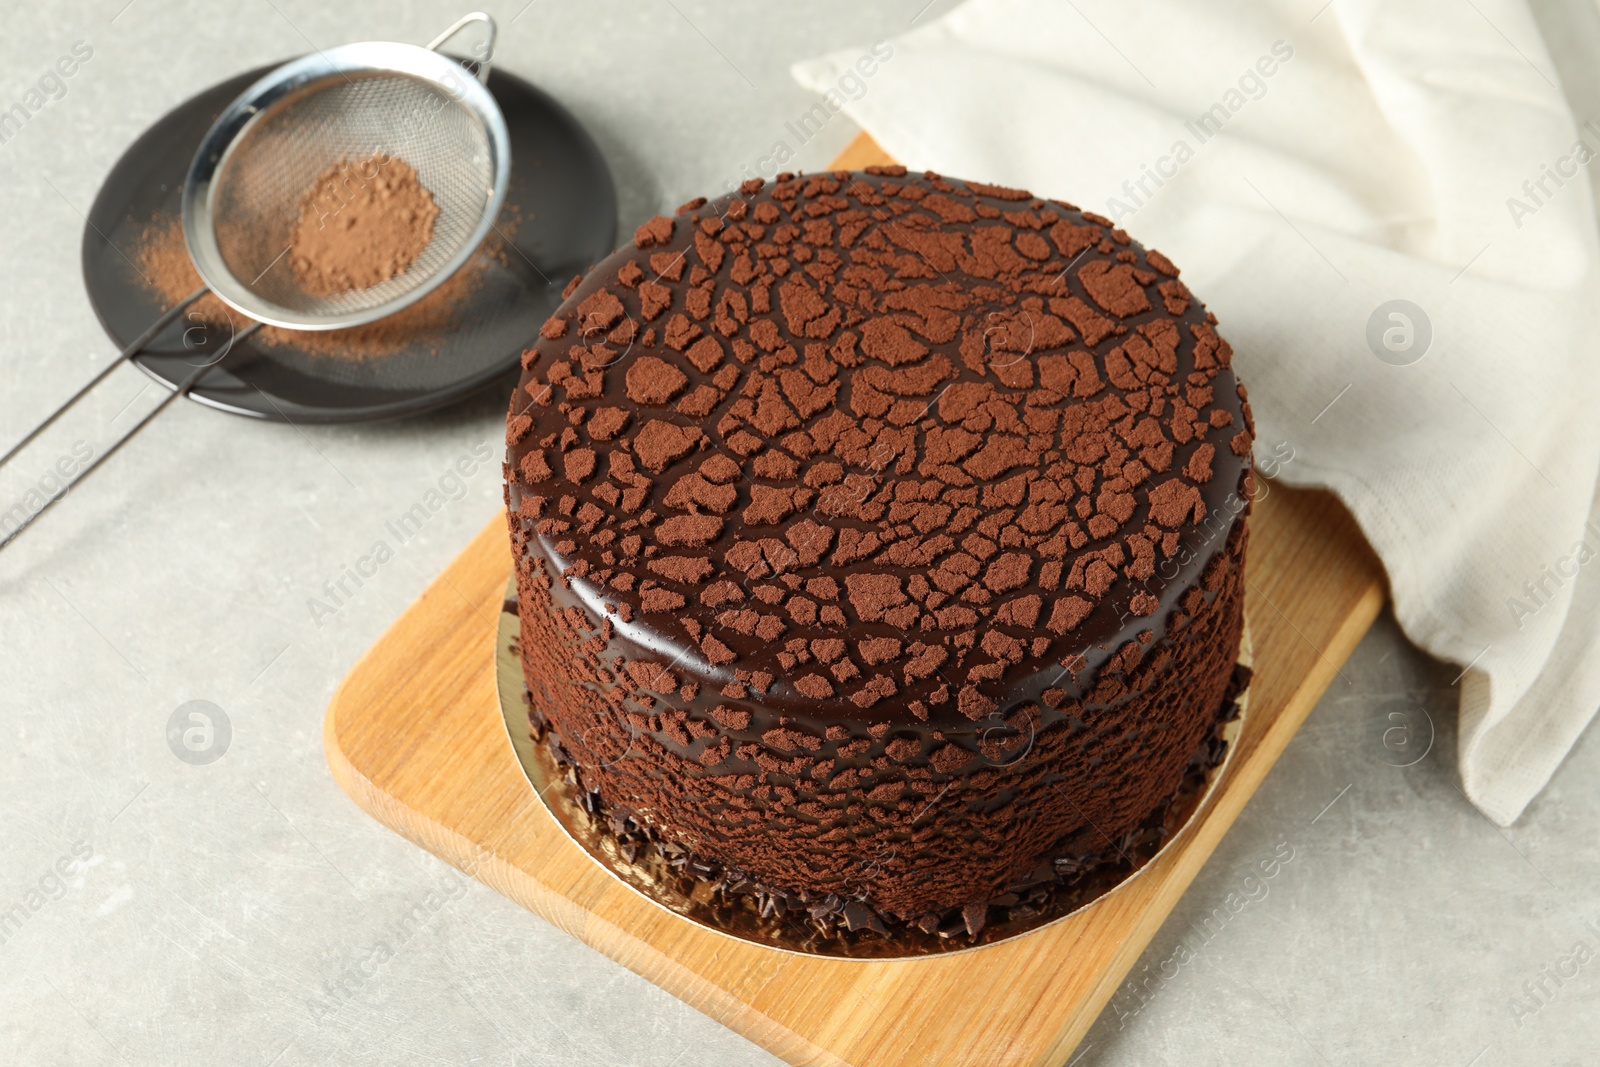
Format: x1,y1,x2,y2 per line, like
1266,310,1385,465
185,13,511,329
0,13,511,549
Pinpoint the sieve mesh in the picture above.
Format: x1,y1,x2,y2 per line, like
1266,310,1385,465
210,70,495,319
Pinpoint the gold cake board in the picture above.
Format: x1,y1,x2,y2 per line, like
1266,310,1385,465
324,135,1387,1066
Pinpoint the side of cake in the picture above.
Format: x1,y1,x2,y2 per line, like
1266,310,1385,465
504,168,1253,935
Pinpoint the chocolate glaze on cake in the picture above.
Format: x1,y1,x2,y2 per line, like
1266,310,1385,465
504,168,1254,927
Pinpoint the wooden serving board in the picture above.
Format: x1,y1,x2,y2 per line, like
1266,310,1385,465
325,134,1387,1066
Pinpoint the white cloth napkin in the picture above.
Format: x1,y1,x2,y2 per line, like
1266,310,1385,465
794,0,1600,824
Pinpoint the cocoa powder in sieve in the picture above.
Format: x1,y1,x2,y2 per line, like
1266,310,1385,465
290,155,440,295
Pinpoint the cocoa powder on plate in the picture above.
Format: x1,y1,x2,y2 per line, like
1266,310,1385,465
132,200,518,360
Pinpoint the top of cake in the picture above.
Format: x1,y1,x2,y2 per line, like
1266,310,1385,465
506,168,1252,729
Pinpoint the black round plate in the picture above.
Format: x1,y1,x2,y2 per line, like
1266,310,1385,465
82,62,617,423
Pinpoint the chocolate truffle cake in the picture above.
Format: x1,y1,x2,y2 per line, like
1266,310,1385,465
504,167,1253,937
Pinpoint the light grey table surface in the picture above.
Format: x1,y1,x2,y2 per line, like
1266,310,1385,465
1,2,1596,1065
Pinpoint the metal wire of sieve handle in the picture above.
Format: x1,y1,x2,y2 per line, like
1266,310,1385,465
0,314,260,551
426,11,497,83
0,286,206,472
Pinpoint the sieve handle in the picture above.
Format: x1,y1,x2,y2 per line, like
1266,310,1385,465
0,312,261,552
426,12,496,84
0,287,208,472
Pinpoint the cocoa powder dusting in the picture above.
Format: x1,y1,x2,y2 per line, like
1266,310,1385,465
290,156,438,296
133,224,238,326
132,206,515,359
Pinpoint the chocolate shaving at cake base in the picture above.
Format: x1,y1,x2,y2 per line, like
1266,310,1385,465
524,662,1251,952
